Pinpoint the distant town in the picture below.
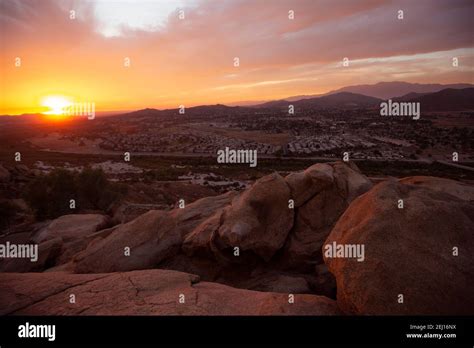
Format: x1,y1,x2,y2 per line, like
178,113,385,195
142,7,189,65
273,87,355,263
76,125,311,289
35,103,473,163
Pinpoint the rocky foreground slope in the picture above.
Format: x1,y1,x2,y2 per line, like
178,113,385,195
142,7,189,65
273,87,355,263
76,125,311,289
0,269,341,315
1,162,473,315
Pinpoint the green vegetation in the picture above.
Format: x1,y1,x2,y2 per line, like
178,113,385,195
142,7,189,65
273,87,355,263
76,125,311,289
24,168,127,220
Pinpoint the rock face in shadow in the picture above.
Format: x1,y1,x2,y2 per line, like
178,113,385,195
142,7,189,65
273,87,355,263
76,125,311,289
0,269,342,315
324,177,474,315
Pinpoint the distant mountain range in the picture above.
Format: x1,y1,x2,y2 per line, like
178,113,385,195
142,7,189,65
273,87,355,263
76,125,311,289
1,82,473,118
256,92,382,109
122,82,474,114
252,83,474,111
326,81,473,100
393,88,474,111
105,87,474,116
270,81,473,103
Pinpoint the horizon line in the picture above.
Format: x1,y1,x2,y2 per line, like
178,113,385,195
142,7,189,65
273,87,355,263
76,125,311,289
1,80,473,117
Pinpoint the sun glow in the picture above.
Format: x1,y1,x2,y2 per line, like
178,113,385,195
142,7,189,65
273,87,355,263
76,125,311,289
41,96,73,115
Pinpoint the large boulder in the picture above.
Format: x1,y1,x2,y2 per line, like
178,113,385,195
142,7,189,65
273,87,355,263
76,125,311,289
170,192,236,239
32,214,110,243
72,210,180,273
112,202,170,224
0,269,342,315
0,237,63,272
285,163,334,207
182,210,224,257
282,161,372,268
72,193,236,273
182,174,295,263
324,177,474,315
0,221,53,272
399,176,474,201
55,226,118,266
215,173,293,261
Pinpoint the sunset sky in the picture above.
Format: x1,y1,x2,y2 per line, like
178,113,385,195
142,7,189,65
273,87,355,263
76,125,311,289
1,0,473,115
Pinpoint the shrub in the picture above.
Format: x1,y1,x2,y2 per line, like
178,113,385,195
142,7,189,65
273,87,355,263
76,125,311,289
23,168,126,220
76,167,109,209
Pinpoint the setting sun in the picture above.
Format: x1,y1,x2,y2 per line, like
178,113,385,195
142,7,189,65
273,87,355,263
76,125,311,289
41,96,73,115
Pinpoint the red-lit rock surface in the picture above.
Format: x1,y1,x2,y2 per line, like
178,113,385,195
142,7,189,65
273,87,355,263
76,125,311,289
0,269,341,315
324,177,474,315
